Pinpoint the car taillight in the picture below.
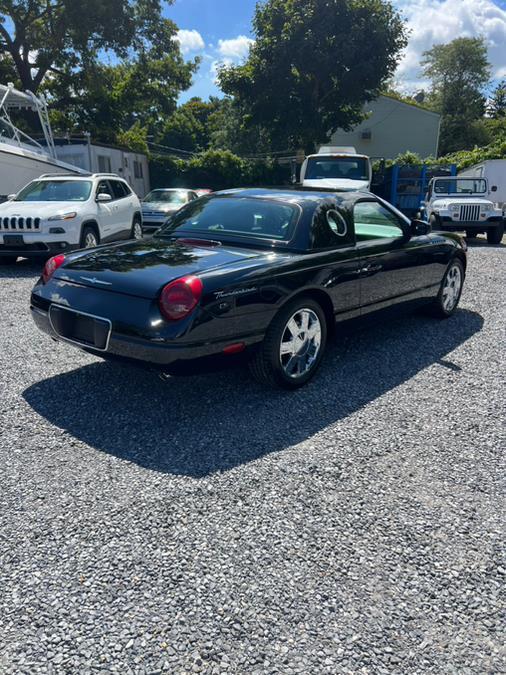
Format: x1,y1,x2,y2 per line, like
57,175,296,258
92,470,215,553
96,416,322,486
42,254,65,284
159,275,203,321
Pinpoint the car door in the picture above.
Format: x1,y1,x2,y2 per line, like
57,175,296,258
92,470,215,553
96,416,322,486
353,198,437,314
109,180,132,239
308,202,362,321
95,179,116,241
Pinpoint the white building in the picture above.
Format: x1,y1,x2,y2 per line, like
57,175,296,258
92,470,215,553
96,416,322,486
329,95,441,160
51,137,150,197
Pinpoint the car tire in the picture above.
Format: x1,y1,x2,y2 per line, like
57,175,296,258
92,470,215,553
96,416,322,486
429,259,465,319
81,225,99,249
249,297,327,389
429,214,440,231
486,222,504,245
131,216,143,240
0,256,17,264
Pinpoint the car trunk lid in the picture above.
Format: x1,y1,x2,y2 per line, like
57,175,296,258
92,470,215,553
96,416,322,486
55,238,266,298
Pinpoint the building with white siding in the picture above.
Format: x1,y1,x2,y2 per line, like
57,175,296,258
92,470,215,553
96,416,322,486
329,95,441,160
50,136,150,197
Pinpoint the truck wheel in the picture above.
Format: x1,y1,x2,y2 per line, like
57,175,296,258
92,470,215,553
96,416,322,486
429,214,440,231
81,225,99,249
249,297,327,389
486,222,504,245
429,259,464,319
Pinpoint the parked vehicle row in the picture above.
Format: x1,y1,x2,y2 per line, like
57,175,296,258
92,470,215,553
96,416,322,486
30,187,467,389
0,175,211,263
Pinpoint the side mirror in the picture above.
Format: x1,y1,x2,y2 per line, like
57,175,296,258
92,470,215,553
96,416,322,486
7,193,16,200
96,192,112,203
491,185,497,192
411,218,431,237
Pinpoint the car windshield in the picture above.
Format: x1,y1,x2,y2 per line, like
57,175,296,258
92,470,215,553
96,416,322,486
156,196,300,242
433,178,487,195
143,190,188,204
305,157,369,181
15,180,92,202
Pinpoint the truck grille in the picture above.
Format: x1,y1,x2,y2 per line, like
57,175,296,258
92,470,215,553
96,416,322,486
0,216,41,230
459,204,481,222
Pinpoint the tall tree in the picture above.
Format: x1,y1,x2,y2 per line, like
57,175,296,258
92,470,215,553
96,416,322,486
218,0,407,152
421,37,491,154
487,80,506,119
0,0,194,95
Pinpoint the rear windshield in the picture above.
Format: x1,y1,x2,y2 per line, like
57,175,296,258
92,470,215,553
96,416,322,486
305,157,369,181
15,180,92,202
157,196,300,242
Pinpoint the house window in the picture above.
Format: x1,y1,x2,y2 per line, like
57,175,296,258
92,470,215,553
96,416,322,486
134,160,143,179
98,155,112,173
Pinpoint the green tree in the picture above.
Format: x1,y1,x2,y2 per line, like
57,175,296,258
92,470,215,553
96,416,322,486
421,37,491,154
487,80,506,119
0,1,192,94
218,0,407,152
160,97,223,152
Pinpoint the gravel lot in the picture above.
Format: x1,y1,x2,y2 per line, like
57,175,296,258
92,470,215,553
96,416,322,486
0,240,505,674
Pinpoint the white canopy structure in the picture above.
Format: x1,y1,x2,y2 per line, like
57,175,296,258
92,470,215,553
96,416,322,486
0,82,56,158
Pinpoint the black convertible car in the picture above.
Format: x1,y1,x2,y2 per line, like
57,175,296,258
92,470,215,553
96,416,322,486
31,188,466,388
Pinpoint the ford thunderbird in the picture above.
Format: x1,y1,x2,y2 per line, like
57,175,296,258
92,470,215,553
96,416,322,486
30,188,467,388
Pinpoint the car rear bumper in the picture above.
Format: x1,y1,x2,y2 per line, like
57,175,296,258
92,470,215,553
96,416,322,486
30,302,263,371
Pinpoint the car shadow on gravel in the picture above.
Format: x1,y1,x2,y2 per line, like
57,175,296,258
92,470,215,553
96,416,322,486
23,308,483,477
0,259,45,278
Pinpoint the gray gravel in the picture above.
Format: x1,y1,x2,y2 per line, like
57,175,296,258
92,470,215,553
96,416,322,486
0,241,505,674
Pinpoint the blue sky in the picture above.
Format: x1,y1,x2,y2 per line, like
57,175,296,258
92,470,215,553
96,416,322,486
167,0,506,103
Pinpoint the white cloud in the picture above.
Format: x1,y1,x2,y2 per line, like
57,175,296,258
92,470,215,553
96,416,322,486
394,0,506,92
175,29,205,55
217,35,255,60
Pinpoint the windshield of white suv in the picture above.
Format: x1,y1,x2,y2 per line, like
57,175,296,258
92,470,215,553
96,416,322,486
15,180,92,201
143,190,188,204
433,178,487,195
305,157,369,181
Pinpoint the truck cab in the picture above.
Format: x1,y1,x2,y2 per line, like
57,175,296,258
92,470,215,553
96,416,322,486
300,146,372,191
422,176,504,245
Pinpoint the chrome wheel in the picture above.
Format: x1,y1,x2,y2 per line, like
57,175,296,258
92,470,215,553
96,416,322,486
279,308,322,378
84,231,98,248
133,221,143,240
442,263,462,312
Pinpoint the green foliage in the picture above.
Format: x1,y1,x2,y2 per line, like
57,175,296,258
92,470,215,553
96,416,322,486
116,122,150,156
487,80,506,119
218,0,407,152
149,149,292,191
422,37,491,154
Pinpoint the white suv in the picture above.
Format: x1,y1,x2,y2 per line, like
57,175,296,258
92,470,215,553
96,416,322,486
0,173,143,263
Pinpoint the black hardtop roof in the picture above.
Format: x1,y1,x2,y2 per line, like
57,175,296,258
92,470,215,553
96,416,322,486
213,187,374,204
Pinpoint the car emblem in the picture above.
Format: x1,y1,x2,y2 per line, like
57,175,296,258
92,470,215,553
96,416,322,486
80,276,112,286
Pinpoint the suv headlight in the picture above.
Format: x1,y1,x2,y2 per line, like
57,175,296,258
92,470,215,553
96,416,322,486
48,212,77,221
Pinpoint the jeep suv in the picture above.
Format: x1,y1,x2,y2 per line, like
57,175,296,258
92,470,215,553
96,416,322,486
422,176,504,245
0,173,143,263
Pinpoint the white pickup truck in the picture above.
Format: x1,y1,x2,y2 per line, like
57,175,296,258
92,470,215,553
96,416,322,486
300,146,372,191
422,176,504,245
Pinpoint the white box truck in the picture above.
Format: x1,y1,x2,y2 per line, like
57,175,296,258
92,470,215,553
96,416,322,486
459,159,506,208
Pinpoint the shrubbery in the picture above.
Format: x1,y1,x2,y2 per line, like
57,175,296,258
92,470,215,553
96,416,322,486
149,149,292,190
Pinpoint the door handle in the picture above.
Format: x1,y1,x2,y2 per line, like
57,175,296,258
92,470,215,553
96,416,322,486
360,263,383,275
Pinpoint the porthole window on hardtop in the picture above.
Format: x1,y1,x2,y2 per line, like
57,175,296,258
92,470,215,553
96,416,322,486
311,203,352,249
